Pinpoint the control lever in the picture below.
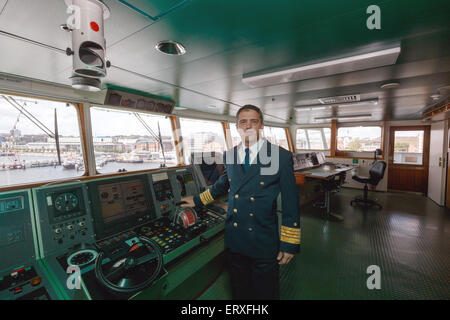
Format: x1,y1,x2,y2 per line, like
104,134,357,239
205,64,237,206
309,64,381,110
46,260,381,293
175,201,188,206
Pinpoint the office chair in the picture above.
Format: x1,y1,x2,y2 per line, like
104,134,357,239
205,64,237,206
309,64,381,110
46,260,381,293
350,161,386,209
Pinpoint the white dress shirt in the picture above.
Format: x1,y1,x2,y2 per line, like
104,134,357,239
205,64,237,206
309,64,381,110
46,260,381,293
237,138,267,165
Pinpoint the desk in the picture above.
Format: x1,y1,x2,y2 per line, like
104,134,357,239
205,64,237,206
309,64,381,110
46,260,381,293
295,164,355,221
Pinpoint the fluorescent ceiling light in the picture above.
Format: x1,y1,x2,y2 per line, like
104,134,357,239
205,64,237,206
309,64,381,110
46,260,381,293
295,98,378,110
380,82,400,89
314,114,372,121
296,106,327,112
243,46,401,88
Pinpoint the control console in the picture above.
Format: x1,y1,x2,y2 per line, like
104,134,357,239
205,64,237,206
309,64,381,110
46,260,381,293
30,165,225,299
0,190,59,300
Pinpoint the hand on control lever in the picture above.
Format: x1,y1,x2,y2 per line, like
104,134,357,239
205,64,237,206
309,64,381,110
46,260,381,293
179,196,195,207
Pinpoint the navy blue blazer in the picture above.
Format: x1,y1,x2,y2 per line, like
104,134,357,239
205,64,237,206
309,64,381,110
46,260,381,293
194,140,301,259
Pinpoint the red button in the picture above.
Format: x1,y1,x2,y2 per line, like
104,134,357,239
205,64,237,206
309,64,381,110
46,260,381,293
14,287,22,294
13,266,25,274
90,21,99,32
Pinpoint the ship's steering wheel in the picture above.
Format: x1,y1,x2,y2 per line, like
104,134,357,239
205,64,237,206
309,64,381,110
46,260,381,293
94,236,163,294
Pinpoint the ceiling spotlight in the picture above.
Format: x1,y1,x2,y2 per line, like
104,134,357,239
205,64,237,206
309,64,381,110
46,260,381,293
380,82,400,89
155,40,187,56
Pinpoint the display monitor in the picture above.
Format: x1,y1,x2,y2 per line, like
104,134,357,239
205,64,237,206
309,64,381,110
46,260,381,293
98,179,148,224
88,175,154,240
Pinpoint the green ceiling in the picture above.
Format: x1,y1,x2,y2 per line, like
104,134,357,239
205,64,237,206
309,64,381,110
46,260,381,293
0,0,449,123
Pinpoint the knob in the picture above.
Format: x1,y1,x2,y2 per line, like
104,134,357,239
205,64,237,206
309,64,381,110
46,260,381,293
30,277,42,287
79,221,85,227
55,228,62,234
67,225,73,230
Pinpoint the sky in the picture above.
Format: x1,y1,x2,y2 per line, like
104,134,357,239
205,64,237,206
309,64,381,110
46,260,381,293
0,96,81,136
337,126,381,139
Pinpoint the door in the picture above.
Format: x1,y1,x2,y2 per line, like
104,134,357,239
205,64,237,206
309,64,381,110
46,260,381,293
388,126,430,194
428,121,445,205
446,124,450,208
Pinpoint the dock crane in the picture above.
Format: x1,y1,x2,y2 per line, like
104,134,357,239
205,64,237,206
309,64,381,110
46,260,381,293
2,95,62,165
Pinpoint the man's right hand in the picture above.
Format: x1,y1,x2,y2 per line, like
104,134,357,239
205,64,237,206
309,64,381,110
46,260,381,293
180,196,195,207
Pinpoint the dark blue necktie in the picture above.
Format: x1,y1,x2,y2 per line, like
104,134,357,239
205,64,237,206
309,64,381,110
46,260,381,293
243,148,250,173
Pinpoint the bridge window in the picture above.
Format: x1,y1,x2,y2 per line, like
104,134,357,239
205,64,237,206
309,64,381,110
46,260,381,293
296,128,331,150
90,107,177,173
263,126,289,150
0,94,85,188
228,123,242,147
337,126,382,152
228,123,289,150
179,118,227,164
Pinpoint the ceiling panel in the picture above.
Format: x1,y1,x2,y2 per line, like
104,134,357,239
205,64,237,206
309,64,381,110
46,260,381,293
0,36,69,83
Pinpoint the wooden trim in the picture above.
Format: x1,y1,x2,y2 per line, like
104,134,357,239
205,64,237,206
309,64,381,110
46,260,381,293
285,128,294,152
294,173,306,185
222,122,232,150
422,99,450,120
75,103,91,176
382,120,387,158
170,116,184,165
330,120,337,157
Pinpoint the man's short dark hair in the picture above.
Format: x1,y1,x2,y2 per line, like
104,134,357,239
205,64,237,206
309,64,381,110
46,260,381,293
236,104,264,123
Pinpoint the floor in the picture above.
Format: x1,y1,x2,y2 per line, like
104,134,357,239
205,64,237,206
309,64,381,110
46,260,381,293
198,188,450,299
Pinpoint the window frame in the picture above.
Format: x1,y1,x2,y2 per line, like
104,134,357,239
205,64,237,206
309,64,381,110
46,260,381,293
333,122,385,159
178,116,228,164
88,104,180,174
0,91,89,191
295,127,331,151
262,125,290,150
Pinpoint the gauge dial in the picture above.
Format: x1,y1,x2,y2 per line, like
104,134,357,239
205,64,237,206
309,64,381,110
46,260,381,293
54,193,79,213
67,249,98,267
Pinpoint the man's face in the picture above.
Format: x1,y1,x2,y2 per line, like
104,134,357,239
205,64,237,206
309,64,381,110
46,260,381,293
236,109,264,145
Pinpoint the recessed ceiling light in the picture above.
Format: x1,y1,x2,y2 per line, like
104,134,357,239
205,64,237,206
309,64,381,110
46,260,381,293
155,40,186,56
380,82,400,89
174,105,188,110
430,94,441,101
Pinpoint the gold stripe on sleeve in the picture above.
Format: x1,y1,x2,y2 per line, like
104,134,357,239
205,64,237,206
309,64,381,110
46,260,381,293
199,189,214,205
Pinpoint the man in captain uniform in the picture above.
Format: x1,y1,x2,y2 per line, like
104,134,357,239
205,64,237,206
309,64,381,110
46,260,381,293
181,104,300,299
